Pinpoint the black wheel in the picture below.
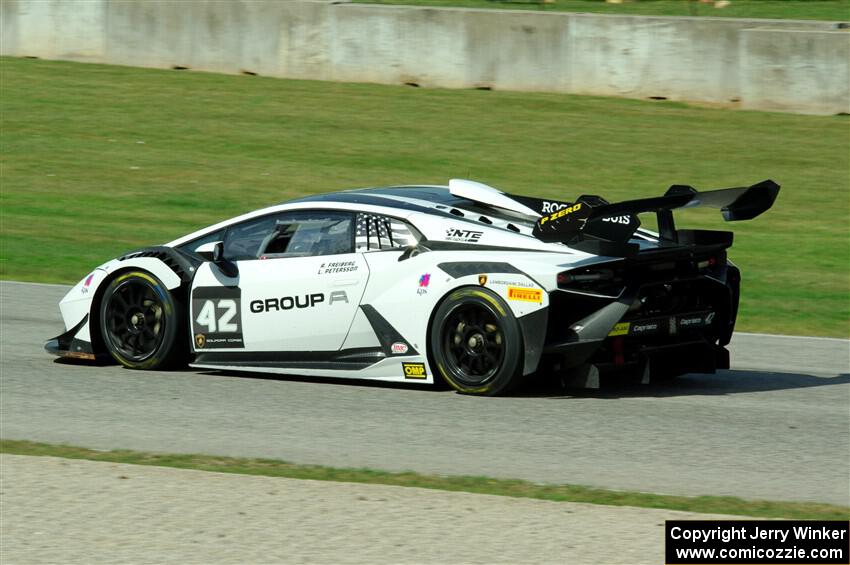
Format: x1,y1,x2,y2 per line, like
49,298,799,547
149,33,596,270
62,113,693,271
99,271,184,369
429,287,524,396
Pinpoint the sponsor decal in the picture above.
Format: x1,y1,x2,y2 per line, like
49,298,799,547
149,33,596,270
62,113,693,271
317,260,358,275
418,273,430,296
601,216,631,225
192,287,244,349
630,322,659,334
249,291,348,313
81,273,94,295
678,313,715,328
489,279,533,288
541,201,570,214
537,202,583,227
669,317,678,335
608,322,630,337
445,228,483,243
402,362,427,379
507,286,543,303
478,274,488,286
391,342,409,355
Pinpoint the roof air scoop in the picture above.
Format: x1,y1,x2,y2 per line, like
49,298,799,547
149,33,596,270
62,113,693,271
448,179,540,218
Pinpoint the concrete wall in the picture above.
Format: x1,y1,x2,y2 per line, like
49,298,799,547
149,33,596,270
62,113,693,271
1,0,847,115
740,28,850,114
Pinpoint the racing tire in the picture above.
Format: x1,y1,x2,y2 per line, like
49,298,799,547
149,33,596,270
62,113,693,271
99,271,185,370
429,287,524,396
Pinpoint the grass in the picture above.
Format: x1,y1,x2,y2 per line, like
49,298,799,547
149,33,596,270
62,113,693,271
2,439,847,520
355,0,850,20
0,57,848,337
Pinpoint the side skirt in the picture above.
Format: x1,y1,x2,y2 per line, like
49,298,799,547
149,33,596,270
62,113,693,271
191,347,386,371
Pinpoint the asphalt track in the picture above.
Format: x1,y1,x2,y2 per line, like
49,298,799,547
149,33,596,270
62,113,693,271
1,281,848,505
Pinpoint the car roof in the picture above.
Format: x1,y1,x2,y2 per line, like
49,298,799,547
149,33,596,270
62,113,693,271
289,185,535,226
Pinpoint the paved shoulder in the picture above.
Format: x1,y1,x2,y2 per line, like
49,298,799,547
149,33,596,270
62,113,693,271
0,454,739,565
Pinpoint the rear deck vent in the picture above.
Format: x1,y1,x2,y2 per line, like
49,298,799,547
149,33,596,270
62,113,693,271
506,223,520,232
449,208,465,217
478,216,493,224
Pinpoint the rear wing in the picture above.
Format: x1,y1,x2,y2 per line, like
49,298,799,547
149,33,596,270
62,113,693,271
448,178,779,256
531,180,780,245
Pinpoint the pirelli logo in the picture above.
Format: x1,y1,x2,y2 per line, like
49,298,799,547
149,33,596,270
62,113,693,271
608,322,630,336
507,287,543,303
402,362,427,379
537,202,582,227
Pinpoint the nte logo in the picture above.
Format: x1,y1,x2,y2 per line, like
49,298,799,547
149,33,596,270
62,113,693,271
445,229,482,242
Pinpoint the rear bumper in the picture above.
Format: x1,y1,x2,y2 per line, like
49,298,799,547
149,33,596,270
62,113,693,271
542,269,737,383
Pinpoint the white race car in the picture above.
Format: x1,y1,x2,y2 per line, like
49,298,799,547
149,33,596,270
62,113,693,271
46,179,779,395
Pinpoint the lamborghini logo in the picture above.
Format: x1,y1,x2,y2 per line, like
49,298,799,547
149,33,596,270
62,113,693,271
195,333,206,349
478,274,488,286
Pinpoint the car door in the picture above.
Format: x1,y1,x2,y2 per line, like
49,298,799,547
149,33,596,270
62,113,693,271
189,210,369,353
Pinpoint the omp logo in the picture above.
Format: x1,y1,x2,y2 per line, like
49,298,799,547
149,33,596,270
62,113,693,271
541,201,570,213
507,287,543,303
537,202,582,227
250,291,348,313
402,362,427,379
602,216,631,225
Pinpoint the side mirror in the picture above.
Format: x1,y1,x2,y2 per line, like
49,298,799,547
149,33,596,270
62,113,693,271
196,241,238,278
212,241,225,263
195,241,221,262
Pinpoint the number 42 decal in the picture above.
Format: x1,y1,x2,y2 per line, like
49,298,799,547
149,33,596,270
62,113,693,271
191,287,244,349
196,299,239,333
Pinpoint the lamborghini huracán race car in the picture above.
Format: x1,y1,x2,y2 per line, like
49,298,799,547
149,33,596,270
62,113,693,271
46,179,779,395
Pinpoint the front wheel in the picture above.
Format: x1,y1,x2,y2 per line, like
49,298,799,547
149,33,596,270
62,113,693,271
99,271,184,369
429,287,524,396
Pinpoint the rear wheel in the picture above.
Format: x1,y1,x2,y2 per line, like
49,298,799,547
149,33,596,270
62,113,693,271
429,287,523,396
99,271,184,369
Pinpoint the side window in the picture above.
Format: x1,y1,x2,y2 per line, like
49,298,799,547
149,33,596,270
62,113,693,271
223,215,281,260
177,230,224,255
355,213,419,251
223,211,354,261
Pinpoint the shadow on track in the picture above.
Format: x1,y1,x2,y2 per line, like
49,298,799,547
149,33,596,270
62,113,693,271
516,369,850,399
189,366,850,399
54,358,850,398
